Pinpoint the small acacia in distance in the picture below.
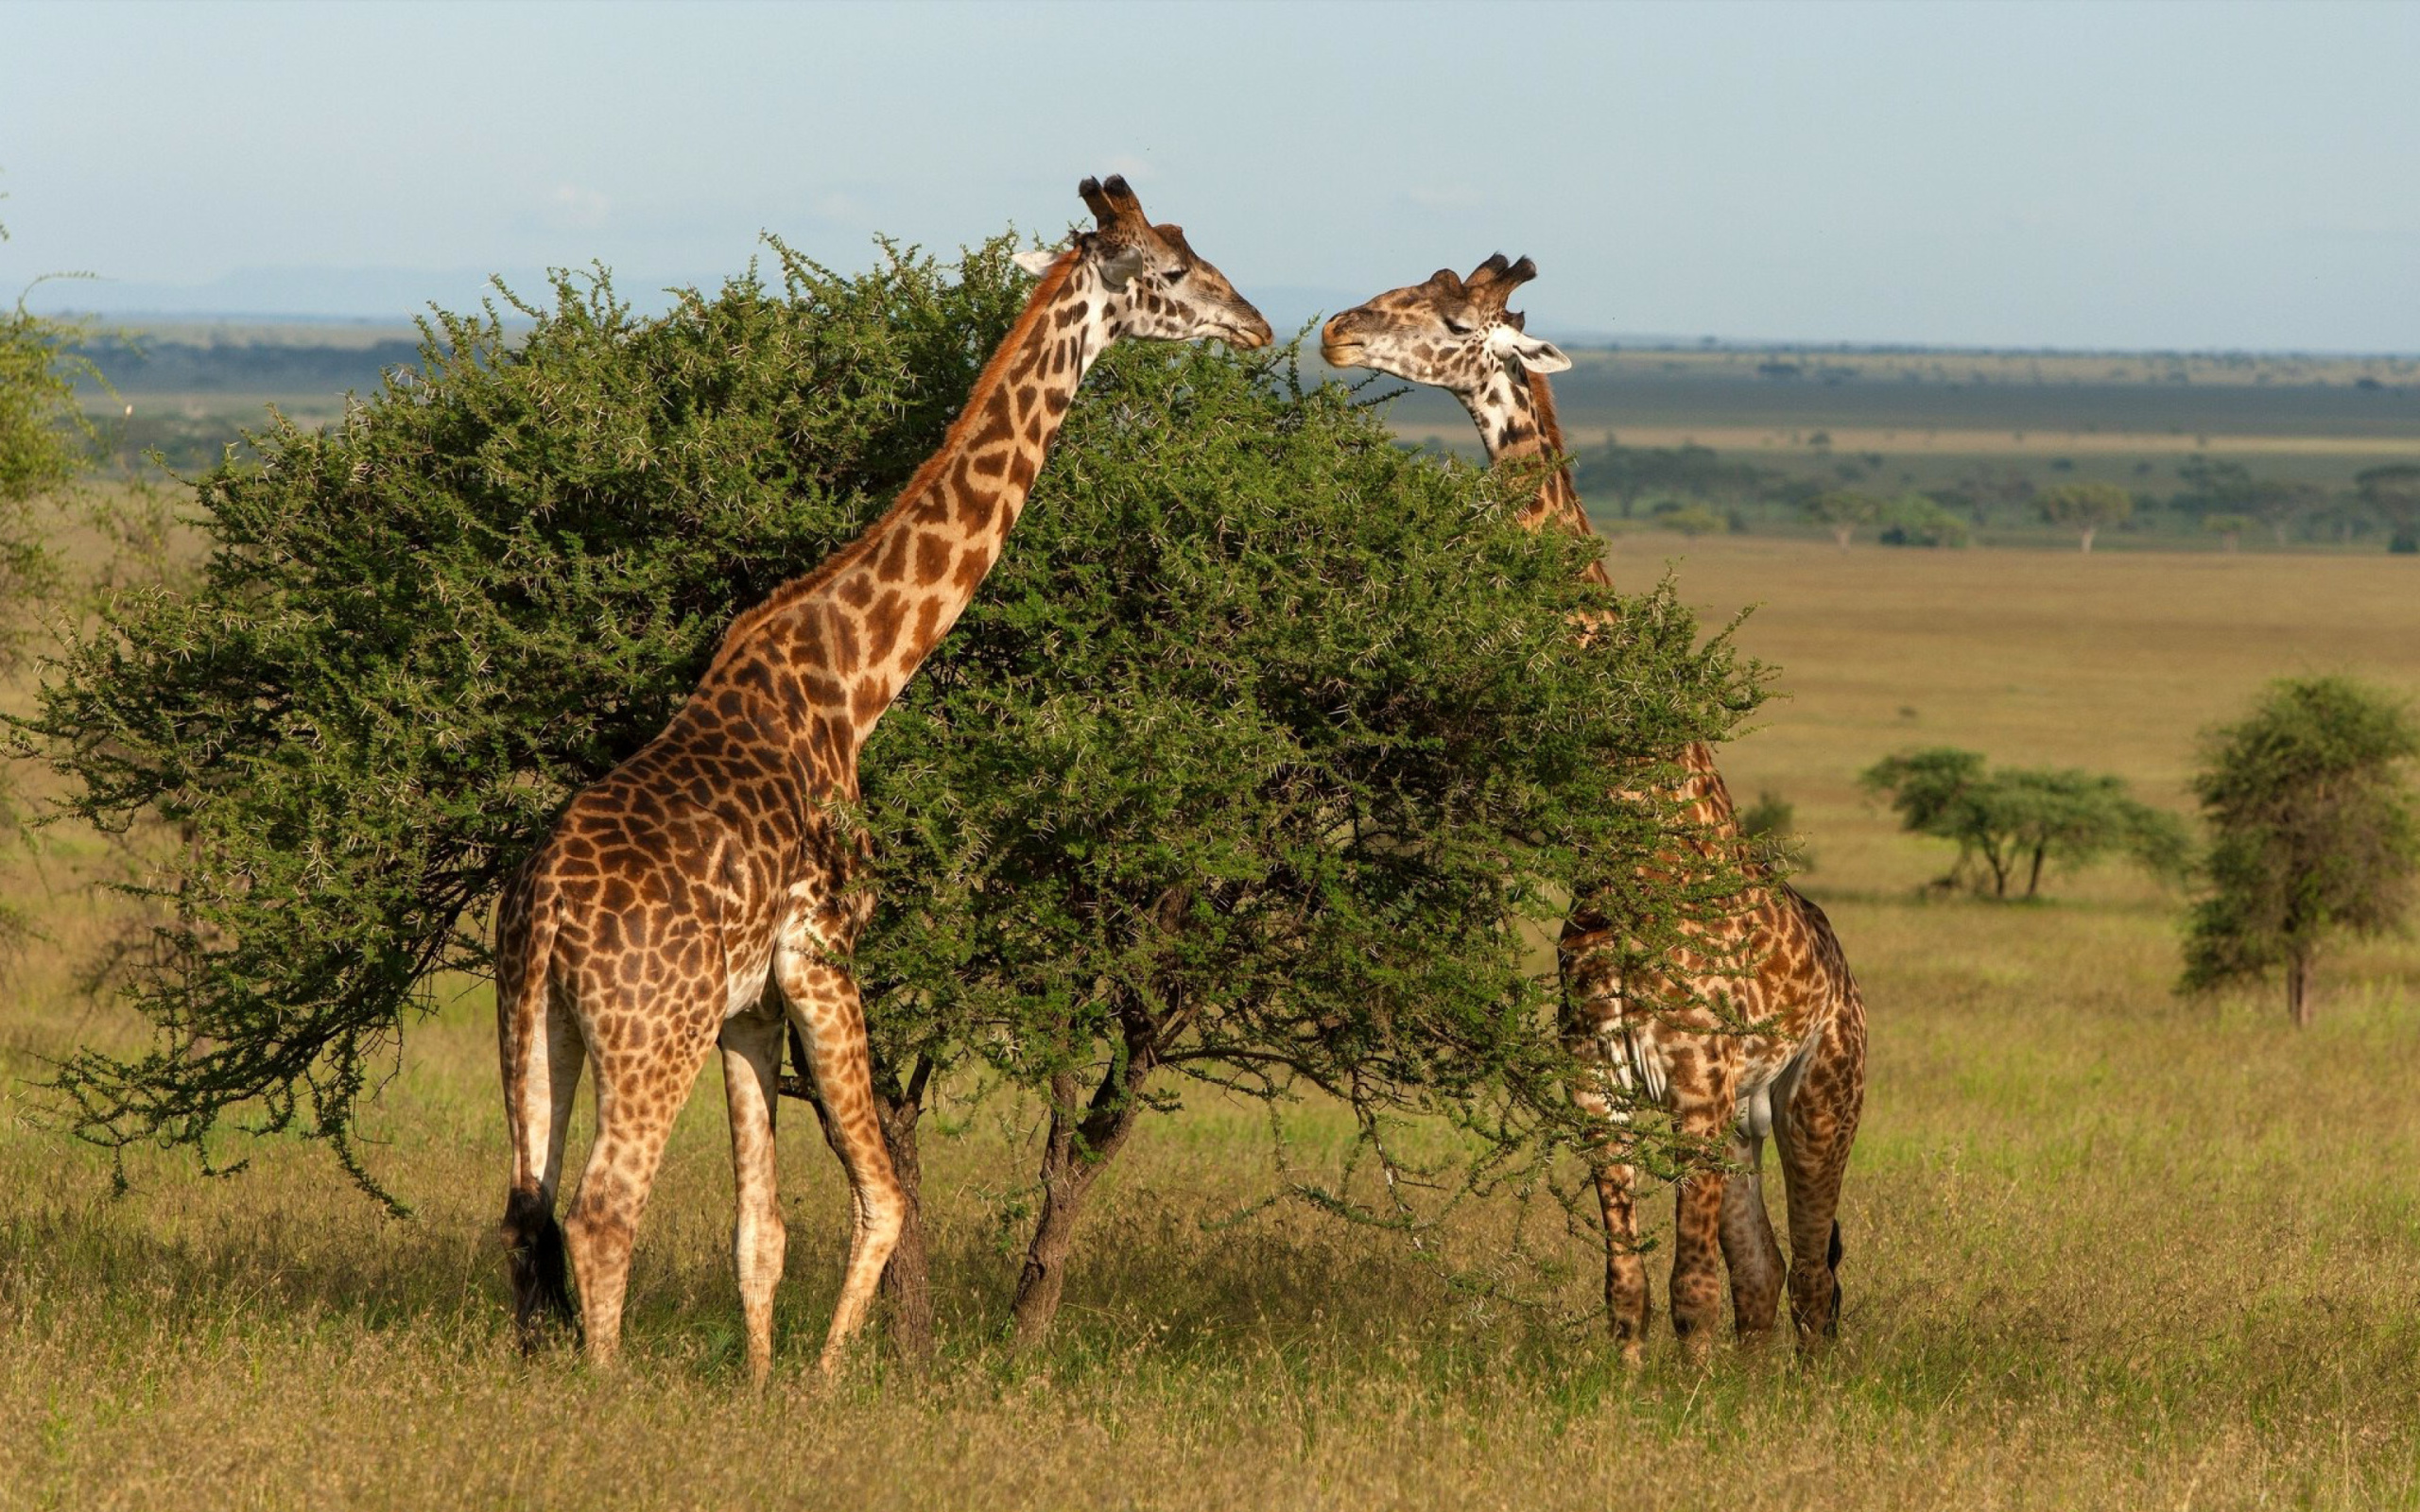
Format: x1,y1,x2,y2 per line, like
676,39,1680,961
1861,747,2189,900
2036,480,2134,554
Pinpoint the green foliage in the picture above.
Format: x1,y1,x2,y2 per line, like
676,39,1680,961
1876,492,1970,549
1862,747,2189,900
2179,676,2420,1022
1649,500,1725,537
0,215,90,671
0,215,92,942
2037,480,2134,551
27,234,1761,1207
1802,489,1880,548
2358,464,2420,554
2202,512,2252,549
1738,791,1793,840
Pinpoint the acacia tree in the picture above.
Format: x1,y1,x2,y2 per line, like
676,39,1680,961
28,234,1757,1350
1802,489,1879,551
2180,676,2419,1027
1862,747,2188,899
2037,480,2132,553
2248,479,2320,548
2358,464,2420,554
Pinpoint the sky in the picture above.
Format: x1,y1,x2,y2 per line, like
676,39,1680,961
3,0,2416,352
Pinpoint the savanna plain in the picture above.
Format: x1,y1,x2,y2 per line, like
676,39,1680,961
6,527,2420,1510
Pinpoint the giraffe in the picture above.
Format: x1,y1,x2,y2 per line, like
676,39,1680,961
1322,256,1864,1363
494,175,1271,1383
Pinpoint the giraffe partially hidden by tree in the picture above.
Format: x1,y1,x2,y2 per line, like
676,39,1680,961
1323,256,1864,1363
494,176,1270,1383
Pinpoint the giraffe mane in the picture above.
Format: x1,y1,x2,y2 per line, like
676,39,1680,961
704,249,1083,673
1524,367,1582,509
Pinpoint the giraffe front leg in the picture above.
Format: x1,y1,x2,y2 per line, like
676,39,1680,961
774,948,905,1376
720,996,787,1387
1667,1054,1739,1366
1568,1070,1650,1366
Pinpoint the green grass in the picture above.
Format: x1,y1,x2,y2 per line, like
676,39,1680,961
6,530,2420,1508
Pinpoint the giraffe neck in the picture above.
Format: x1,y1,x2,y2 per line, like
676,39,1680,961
703,251,1122,764
1463,365,1737,831
1460,366,1604,585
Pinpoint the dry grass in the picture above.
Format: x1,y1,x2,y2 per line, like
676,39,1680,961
7,538,2420,1509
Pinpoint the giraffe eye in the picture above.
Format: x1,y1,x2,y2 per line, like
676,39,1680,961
1163,266,1189,285
1443,318,1475,336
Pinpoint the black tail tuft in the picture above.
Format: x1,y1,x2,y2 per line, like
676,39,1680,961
503,1190,576,1349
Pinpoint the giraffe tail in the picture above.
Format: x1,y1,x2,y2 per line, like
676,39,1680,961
498,872,579,1347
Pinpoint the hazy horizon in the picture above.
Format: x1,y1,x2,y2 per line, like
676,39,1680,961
7,1,2417,353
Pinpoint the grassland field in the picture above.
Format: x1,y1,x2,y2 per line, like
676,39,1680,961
6,477,2420,1511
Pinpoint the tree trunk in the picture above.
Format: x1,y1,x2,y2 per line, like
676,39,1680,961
873,1058,935,1368
2025,845,2047,899
1982,844,2011,898
2080,526,2097,554
1009,1033,1155,1349
2287,951,2318,1029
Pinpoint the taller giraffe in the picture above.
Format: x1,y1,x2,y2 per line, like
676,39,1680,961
495,176,1270,1383
1322,257,1864,1362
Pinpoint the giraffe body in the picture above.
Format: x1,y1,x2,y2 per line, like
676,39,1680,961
496,177,1269,1382
1323,257,1865,1362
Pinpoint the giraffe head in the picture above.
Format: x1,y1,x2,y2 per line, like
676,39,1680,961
1015,175,1271,350
1320,253,1570,396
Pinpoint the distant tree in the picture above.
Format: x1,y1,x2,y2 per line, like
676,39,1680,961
1947,463,2034,527
1574,439,1774,521
2248,479,2321,547
2357,464,2420,554
1737,787,1814,871
2172,456,2255,519
2037,480,2133,553
2203,512,2251,552
1650,500,1725,537
1802,488,1880,551
1876,492,1970,548
2180,677,2419,1027
1862,747,2189,899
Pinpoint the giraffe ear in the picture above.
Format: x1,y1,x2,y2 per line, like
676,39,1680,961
1012,249,1062,276
1097,243,1150,290
1489,326,1571,373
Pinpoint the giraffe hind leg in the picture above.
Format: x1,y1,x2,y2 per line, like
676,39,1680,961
1774,999,1866,1349
1719,1118,1786,1342
561,999,720,1371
